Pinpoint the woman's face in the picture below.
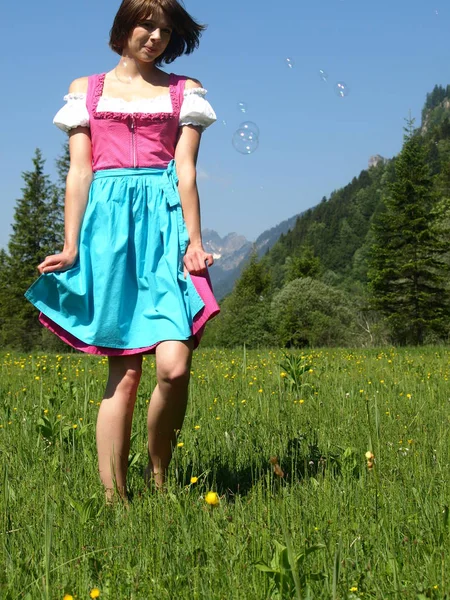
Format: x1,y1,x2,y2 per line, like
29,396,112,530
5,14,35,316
125,13,172,62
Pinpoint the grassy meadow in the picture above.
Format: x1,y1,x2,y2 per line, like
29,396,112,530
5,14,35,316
1,346,449,599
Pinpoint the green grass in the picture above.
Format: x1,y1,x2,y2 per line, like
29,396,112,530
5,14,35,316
1,347,449,599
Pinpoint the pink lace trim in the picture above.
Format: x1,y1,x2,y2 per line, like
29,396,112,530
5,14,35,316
91,72,181,122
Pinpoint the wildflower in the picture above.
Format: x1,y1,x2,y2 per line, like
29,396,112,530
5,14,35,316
273,463,284,478
90,589,101,599
43,409,49,414
190,477,198,484
299,399,305,404
365,451,374,470
177,442,184,448
406,393,412,399
63,595,74,600
205,491,220,506
194,425,200,430
216,417,220,420
258,388,263,393
349,586,358,592
72,424,78,429
35,376,40,380
280,372,287,378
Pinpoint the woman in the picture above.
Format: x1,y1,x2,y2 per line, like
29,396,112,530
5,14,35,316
25,0,220,501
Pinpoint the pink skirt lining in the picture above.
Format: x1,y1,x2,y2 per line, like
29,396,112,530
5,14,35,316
39,272,220,356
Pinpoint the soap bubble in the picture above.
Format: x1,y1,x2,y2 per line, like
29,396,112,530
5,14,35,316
319,69,328,82
232,128,259,155
239,121,260,136
237,102,248,113
286,57,294,69
334,81,350,98
115,58,133,84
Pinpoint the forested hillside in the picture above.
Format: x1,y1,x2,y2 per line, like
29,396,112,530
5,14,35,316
204,85,450,348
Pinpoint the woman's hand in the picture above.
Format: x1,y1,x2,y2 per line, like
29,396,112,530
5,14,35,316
37,248,79,275
183,244,214,277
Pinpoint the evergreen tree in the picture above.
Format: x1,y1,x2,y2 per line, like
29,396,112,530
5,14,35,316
283,245,322,285
210,251,274,347
0,149,54,350
368,119,450,344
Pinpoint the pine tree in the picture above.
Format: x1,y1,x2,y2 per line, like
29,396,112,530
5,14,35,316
211,251,274,347
0,149,54,350
368,119,450,344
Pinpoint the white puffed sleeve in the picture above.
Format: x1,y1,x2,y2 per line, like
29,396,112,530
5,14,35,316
53,93,90,133
179,88,217,130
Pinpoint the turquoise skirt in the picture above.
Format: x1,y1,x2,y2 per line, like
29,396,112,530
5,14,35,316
24,161,212,351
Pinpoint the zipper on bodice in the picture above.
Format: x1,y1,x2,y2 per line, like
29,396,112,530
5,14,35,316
130,115,137,168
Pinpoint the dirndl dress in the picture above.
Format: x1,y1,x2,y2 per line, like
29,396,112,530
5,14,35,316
24,73,220,355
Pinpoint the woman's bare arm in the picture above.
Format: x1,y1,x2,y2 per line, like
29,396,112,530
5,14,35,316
38,78,93,274
174,79,213,276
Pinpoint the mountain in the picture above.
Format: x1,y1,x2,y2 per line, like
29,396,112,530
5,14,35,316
256,85,450,292
203,213,301,299
206,85,450,302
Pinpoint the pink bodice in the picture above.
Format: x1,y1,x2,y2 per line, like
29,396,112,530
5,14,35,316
87,73,186,172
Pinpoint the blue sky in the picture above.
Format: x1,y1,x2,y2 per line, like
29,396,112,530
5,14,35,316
1,0,448,249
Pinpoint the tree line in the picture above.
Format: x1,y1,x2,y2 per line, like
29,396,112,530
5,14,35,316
203,113,450,348
0,146,69,351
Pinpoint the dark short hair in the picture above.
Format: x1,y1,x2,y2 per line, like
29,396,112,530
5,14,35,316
109,0,206,65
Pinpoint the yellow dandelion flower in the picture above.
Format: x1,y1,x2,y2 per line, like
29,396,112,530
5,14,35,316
194,425,200,430
216,416,220,420
406,393,412,399
43,409,49,414
258,388,263,393
280,372,287,378
90,589,101,599
349,586,358,593
365,451,374,460
299,399,305,404
72,424,78,429
205,491,220,506
177,442,184,448
35,376,40,381
63,595,74,600
190,476,198,484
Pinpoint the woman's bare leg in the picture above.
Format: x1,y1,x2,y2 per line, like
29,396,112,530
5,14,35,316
96,354,143,501
146,338,194,489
